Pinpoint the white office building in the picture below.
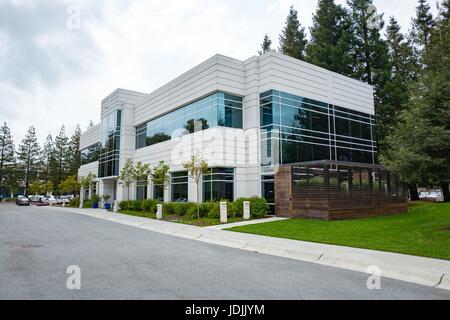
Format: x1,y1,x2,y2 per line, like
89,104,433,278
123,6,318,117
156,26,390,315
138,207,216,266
78,51,376,211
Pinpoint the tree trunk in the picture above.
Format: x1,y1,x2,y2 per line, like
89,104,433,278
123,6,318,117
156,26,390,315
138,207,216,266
440,182,450,203
408,184,420,201
196,182,200,220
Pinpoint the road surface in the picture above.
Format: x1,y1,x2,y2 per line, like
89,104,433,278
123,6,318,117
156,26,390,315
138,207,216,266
0,203,449,300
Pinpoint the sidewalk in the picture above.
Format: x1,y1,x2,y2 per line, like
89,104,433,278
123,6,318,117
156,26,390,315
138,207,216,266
45,206,450,291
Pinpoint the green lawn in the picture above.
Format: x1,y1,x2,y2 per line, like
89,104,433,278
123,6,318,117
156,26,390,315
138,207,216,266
118,210,246,227
227,202,450,260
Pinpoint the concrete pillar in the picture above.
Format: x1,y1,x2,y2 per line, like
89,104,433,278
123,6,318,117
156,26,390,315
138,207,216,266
156,204,163,220
220,202,227,224
243,201,250,220
113,200,118,213
79,187,84,208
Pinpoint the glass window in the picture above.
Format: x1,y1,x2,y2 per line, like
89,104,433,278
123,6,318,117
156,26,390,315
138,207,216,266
171,171,188,202
153,185,164,202
135,92,243,149
203,168,234,202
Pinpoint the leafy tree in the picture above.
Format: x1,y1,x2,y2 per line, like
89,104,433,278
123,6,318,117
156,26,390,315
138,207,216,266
80,173,96,201
306,0,353,76
59,176,80,195
133,161,151,196
151,160,170,193
258,34,272,55
118,159,134,201
0,122,15,196
43,181,54,195
279,5,308,60
183,155,209,219
17,126,41,195
29,181,43,195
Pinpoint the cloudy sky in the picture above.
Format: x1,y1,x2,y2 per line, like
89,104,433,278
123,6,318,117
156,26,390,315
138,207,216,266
0,0,439,145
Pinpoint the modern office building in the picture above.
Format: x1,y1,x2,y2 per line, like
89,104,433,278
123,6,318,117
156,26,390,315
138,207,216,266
79,51,396,216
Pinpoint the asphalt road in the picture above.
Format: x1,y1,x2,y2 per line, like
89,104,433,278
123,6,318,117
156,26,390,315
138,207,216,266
0,203,449,300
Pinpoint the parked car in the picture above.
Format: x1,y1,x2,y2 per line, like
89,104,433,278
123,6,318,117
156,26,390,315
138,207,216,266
47,196,57,205
16,196,30,206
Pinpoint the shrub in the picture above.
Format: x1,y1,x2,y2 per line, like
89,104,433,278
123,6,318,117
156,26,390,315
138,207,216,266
172,203,195,216
132,200,142,211
234,197,268,218
163,202,175,215
83,200,92,208
142,199,157,213
119,201,129,210
186,204,199,218
249,197,268,217
206,200,236,219
69,198,80,208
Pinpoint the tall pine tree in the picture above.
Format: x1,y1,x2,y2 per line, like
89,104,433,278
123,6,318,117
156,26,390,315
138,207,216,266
382,0,450,201
258,34,273,55
17,126,41,195
279,5,308,60
0,122,15,196
41,134,54,184
67,124,81,177
52,126,69,187
306,0,353,76
410,0,434,63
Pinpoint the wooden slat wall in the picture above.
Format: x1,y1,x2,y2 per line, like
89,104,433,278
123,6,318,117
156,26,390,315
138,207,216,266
275,163,408,220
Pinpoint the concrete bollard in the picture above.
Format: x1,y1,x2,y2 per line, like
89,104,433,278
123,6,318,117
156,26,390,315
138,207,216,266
220,202,227,224
243,201,250,220
79,199,83,209
113,201,118,213
156,204,163,220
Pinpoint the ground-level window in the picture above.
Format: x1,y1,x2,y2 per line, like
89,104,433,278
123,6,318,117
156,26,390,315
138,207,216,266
203,168,234,202
171,171,188,202
153,184,164,202
261,175,275,215
136,179,147,201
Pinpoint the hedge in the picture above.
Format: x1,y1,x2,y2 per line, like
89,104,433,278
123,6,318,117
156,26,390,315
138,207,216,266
116,197,268,219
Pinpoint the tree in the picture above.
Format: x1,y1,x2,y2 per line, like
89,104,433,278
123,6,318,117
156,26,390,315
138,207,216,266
377,17,417,151
151,161,170,201
43,181,54,195
4,166,19,197
306,0,353,76
17,126,41,195
258,34,272,55
29,181,43,195
410,0,434,64
133,161,151,198
382,1,450,202
67,125,81,177
279,5,308,60
52,125,69,188
183,155,209,219
118,159,134,201
80,173,96,206
87,120,95,130
59,176,80,195
41,134,54,184
0,122,15,196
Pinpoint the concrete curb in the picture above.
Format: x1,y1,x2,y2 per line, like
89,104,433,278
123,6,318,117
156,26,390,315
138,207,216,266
46,206,450,291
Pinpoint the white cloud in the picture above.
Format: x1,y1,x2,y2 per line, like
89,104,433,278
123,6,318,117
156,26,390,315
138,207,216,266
0,0,436,145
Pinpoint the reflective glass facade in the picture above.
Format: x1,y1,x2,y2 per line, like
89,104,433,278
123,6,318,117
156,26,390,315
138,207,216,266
136,92,243,149
80,142,101,165
260,90,376,166
203,168,234,202
98,110,121,178
171,171,188,202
